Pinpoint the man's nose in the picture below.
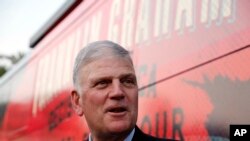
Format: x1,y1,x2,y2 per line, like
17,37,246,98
109,80,125,100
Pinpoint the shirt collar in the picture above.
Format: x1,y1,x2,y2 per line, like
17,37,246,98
124,128,135,141
88,128,135,141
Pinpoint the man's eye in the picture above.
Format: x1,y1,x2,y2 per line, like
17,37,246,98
95,80,109,89
122,78,136,87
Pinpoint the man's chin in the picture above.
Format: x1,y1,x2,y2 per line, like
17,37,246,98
107,122,133,134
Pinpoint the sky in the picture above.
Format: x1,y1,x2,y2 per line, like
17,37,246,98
0,0,67,56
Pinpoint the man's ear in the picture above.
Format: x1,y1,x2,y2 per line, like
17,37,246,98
71,90,84,116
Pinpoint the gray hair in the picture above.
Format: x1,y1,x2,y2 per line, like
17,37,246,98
73,40,133,90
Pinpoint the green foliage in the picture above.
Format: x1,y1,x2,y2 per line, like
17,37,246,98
0,52,25,77
0,66,7,77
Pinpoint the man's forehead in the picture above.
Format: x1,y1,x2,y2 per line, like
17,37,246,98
83,56,133,69
87,65,136,80
79,57,135,79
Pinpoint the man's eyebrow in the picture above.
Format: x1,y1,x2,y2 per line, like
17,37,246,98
90,73,136,81
90,76,112,82
119,73,136,79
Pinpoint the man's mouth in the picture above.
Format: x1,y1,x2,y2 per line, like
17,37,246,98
106,106,128,114
108,107,127,113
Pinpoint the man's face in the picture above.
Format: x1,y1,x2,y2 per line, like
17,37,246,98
72,56,138,137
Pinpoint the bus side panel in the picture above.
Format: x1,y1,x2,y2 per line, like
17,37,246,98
0,0,250,140
137,46,250,141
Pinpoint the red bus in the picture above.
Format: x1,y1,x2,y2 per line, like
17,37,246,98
1,0,250,140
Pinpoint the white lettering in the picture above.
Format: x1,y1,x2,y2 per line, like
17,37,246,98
40,54,51,109
121,0,135,49
73,25,83,60
46,49,57,98
201,0,235,26
108,0,121,42
135,0,150,44
82,20,90,46
32,53,51,115
241,129,247,136
234,129,247,136
83,12,102,45
38,54,49,112
154,0,171,38
234,129,241,136
175,0,195,32
89,11,102,42
33,58,44,115
63,35,74,87
54,44,65,92
219,0,236,24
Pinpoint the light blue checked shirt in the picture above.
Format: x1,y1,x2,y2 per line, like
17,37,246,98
88,128,135,141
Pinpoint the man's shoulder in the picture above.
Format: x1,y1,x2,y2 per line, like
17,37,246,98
138,133,176,141
132,126,177,141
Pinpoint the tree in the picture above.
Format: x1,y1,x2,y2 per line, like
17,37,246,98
0,52,25,77
0,66,7,77
0,52,25,65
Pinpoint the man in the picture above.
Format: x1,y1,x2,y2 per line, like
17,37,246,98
71,40,176,141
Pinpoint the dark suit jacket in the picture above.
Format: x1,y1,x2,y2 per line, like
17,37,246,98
84,125,177,141
132,125,176,141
